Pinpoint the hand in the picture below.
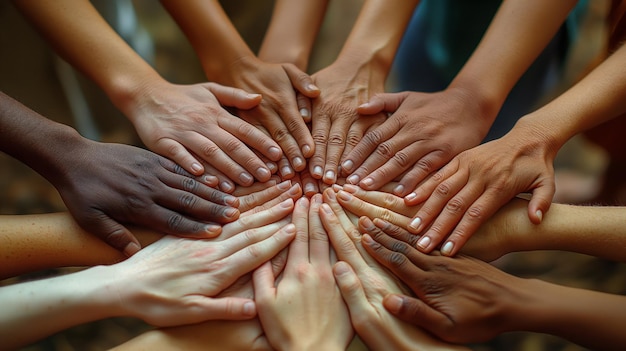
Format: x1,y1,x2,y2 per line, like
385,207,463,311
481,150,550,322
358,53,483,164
104,199,297,327
309,60,386,184
318,192,466,351
55,141,241,256
253,195,352,351
361,222,529,344
404,125,557,256
221,58,319,173
125,80,283,184
341,89,489,195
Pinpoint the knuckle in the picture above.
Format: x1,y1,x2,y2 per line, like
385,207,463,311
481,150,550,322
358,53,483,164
363,129,384,146
466,205,485,221
328,133,345,146
346,131,362,147
375,142,394,158
271,127,290,143
389,252,408,266
435,182,451,196
182,177,198,192
393,151,412,168
167,214,184,231
245,244,263,259
201,143,221,158
180,193,198,209
312,132,328,144
445,198,465,214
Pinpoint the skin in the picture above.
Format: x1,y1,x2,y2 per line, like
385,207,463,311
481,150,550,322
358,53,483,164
308,0,420,185
361,225,626,351
13,0,279,187
161,0,320,177
318,189,468,351
253,195,352,351
0,197,297,350
406,39,626,257
341,0,578,195
0,91,240,256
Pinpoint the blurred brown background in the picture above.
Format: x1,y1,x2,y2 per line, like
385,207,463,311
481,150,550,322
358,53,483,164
1,1,624,350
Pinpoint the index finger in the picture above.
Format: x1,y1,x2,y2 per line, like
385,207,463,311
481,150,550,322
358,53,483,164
286,197,310,266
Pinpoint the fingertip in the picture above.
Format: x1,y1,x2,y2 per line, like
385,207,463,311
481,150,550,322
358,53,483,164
190,162,204,176
383,294,404,314
123,242,141,257
243,301,256,318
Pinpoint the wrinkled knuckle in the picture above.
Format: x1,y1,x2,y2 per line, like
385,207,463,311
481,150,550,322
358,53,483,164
312,133,328,144
182,177,198,192
435,182,451,196
375,142,394,158
466,205,485,221
245,244,263,259
285,118,304,134
445,198,465,214
223,139,242,153
328,133,345,146
389,252,408,266
431,171,445,183
180,193,198,209
271,128,290,143
167,214,184,231
363,129,384,146
391,240,410,255
201,143,221,158
346,131,362,147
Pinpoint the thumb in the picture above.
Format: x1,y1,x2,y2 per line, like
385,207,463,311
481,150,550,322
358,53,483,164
357,92,408,115
80,215,141,256
204,82,262,110
183,296,257,323
333,261,371,317
282,63,320,98
383,294,450,334
527,178,556,224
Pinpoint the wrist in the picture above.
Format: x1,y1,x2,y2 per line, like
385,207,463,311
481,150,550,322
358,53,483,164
446,79,502,128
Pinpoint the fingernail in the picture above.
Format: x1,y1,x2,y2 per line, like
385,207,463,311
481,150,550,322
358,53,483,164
284,223,296,234
206,224,222,234
304,182,317,194
293,157,305,170
536,210,543,222
408,217,421,231
266,162,277,173
325,189,336,200
239,172,253,184
342,160,354,172
312,194,322,204
405,193,417,202
361,217,376,230
393,184,405,195
373,218,390,230
297,197,308,207
417,236,430,250
384,295,403,313
347,174,360,184
243,301,256,316
441,241,454,256
277,180,291,190
324,170,336,183
361,178,374,187
312,166,323,178
191,163,203,174
123,242,141,257
281,166,294,178
203,175,218,186
300,108,310,118
361,233,375,246
357,102,370,109
332,184,343,191
256,167,270,180
302,144,311,156
220,182,234,193
321,203,333,214
224,195,239,207
225,208,239,218
248,93,262,99
337,190,352,202
307,83,319,91
288,184,301,196
333,262,350,275
268,146,282,160
280,199,294,208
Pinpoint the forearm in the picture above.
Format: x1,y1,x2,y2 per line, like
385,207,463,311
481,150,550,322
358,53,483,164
12,0,165,116
514,278,626,350
0,266,121,350
258,0,329,69
160,0,256,83
449,0,578,124
333,0,419,82
513,42,626,149
0,213,160,279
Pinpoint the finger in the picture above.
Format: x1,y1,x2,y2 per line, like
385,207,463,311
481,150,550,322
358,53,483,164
309,194,330,267
527,178,556,225
287,197,310,265
300,169,319,197
139,205,224,238
395,150,450,197
79,215,141,256
151,137,205,176
237,180,290,212
342,118,400,180
159,173,239,207
204,82,262,110
296,92,313,123
218,223,297,285
356,92,408,115
332,261,375,327
323,119,351,184
383,294,450,334
336,188,411,228
309,109,331,179
240,183,302,217
322,188,357,234
220,198,294,240
340,115,385,175
412,176,481,253
198,158,236,193
343,184,417,217
357,142,428,191
176,296,257,324
405,163,463,234
252,260,276,302
320,203,367,271
371,218,418,247
282,63,320,98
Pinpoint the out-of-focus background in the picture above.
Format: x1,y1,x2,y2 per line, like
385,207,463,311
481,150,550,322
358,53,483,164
1,0,625,350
